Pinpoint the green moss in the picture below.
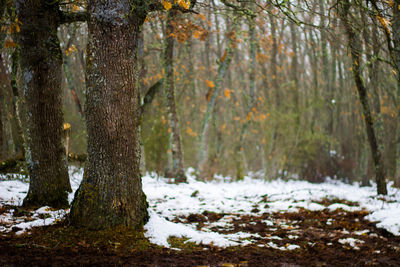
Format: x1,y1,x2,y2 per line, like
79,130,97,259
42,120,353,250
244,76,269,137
167,236,200,251
24,223,154,253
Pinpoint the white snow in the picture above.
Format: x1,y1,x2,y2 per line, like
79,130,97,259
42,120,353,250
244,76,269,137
1,167,400,249
338,237,365,250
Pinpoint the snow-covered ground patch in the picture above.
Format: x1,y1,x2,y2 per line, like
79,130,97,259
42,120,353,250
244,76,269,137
1,167,400,249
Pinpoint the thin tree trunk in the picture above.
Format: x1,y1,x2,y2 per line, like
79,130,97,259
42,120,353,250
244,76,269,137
0,2,6,160
70,0,149,229
15,0,71,208
339,0,387,195
290,21,299,128
198,20,237,179
164,10,186,183
235,7,257,180
392,0,400,186
319,0,333,135
9,48,24,156
268,12,281,178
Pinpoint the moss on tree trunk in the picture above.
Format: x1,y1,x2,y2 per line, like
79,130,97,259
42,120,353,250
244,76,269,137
15,0,71,208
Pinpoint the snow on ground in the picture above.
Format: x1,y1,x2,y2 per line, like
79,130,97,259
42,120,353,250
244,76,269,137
1,167,400,249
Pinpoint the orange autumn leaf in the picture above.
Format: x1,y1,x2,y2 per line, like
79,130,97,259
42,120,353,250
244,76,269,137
223,89,231,99
162,0,172,10
205,79,215,88
197,13,206,21
220,50,227,62
186,127,197,137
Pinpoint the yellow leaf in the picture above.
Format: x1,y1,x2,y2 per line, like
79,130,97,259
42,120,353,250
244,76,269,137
72,5,81,12
205,79,215,88
63,123,71,131
175,0,190,9
221,123,226,131
65,44,77,56
186,127,197,136
193,30,200,39
246,112,253,121
376,15,391,34
162,0,172,10
4,40,17,48
223,89,231,99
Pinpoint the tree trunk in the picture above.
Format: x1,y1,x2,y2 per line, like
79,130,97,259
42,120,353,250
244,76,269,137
198,21,237,179
164,10,186,183
339,0,387,195
319,0,333,135
70,0,149,229
9,47,24,156
392,0,400,186
0,3,6,160
0,56,4,162
15,0,71,208
235,7,256,181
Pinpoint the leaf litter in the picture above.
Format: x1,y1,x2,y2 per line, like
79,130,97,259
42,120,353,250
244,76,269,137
1,167,400,266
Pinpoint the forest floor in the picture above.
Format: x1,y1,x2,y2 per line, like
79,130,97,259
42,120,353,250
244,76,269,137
1,168,400,266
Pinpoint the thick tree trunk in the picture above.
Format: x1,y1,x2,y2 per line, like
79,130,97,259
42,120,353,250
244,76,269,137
15,0,71,208
339,0,387,195
164,10,186,183
70,0,149,229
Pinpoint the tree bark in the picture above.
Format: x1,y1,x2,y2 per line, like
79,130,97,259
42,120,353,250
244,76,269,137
339,0,387,195
70,0,149,229
15,0,71,208
0,1,6,161
319,0,333,135
9,49,24,157
198,21,237,180
163,10,186,182
392,0,400,186
235,6,256,181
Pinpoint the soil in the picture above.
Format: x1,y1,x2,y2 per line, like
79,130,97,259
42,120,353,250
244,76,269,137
1,201,400,266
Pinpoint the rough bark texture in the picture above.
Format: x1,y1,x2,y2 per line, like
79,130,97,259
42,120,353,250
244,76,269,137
70,0,149,229
339,0,387,195
15,0,71,208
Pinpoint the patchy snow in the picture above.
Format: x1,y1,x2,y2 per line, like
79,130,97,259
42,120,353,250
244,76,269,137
1,167,400,249
327,203,361,212
338,237,365,250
